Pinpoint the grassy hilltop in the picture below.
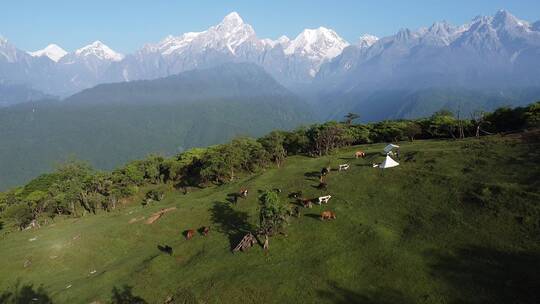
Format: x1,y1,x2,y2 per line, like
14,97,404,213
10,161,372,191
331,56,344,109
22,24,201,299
0,133,539,303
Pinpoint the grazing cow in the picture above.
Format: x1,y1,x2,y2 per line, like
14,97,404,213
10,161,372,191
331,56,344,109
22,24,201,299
321,167,330,176
239,188,249,198
318,195,332,205
355,151,366,159
300,198,313,208
320,211,337,221
185,229,195,240
338,164,350,171
158,245,173,255
317,182,328,190
202,226,210,236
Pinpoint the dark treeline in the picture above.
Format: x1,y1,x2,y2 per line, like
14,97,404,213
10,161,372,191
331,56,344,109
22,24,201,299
1,102,538,230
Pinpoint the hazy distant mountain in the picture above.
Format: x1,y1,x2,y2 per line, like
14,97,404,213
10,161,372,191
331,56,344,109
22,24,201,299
68,62,296,105
318,10,540,90
315,10,540,120
0,83,50,107
1,10,540,118
0,63,313,190
1,38,123,97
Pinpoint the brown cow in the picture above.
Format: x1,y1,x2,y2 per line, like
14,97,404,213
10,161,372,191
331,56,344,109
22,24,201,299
202,226,210,236
185,229,195,240
299,198,313,208
239,188,248,198
320,211,336,221
355,151,366,158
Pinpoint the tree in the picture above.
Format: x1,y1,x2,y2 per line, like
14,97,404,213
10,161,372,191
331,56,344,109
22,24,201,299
25,190,49,221
283,127,310,155
524,101,540,128
470,110,490,138
349,125,371,144
343,112,360,125
51,160,94,216
370,121,407,142
258,190,289,250
404,122,422,141
200,143,244,184
307,122,348,156
429,111,458,138
485,106,526,132
259,131,287,167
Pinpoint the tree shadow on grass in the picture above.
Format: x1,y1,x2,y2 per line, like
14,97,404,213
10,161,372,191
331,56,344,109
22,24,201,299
317,282,414,304
209,202,254,251
0,280,52,304
304,171,321,181
304,213,321,220
110,285,147,304
226,193,241,204
364,152,380,159
426,245,540,304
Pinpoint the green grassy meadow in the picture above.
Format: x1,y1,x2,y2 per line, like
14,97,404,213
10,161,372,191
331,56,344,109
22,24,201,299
1,134,539,303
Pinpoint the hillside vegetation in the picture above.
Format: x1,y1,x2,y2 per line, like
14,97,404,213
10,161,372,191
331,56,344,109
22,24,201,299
0,133,539,303
0,102,539,303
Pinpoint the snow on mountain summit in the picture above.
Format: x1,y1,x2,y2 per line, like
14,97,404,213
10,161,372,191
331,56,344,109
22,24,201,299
492,9,530,29
145,11,257,57
75,41,123,61
357,34,379,48
29,44,67,62
220,11,244,27
285,27,349,60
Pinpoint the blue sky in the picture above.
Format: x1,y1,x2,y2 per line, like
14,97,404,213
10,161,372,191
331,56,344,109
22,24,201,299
1,0,539,53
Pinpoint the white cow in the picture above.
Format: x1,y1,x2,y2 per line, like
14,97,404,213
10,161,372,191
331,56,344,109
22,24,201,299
318,195,332,205
338,164,350,171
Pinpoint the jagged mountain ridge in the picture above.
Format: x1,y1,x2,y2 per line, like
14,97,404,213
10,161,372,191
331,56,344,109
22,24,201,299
0,10,539,114
0,12,352,98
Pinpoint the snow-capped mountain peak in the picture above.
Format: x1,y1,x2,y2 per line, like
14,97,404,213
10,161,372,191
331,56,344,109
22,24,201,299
155,32,202,55
358,34,379,48
0,37,21,63
75,41,123,61
221,11,244,27
285,27,349,60
28,44,67,62
492,9,530,30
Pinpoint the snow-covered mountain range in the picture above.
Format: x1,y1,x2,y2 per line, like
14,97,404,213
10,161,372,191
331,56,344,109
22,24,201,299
1,10,540,104
317,10,540,91
0,12,353,97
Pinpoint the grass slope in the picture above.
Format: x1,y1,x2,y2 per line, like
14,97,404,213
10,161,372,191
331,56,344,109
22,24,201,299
0,134,539,303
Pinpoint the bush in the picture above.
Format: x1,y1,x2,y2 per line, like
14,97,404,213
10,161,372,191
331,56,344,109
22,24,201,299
146,189,164,202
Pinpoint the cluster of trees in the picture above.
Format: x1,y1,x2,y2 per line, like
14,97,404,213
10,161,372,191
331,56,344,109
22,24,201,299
1,102,538,230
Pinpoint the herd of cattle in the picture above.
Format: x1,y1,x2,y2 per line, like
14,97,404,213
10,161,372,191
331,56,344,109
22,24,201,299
179,150,368,243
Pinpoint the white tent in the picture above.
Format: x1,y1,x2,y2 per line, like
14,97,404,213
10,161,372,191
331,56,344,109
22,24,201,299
383,143,400,154
379,155,400,169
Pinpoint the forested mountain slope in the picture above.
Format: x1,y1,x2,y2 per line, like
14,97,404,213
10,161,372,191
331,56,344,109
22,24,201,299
0,63,312,190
